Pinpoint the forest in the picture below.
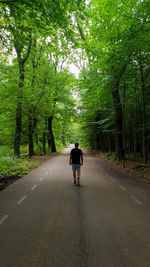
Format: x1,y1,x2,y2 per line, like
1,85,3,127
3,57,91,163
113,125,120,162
0,0,150,183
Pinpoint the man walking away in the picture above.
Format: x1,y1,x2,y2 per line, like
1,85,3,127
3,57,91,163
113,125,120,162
69,143,83,186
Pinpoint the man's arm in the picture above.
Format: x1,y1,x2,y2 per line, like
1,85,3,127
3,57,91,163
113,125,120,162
80,154,83,165
69,154,72,165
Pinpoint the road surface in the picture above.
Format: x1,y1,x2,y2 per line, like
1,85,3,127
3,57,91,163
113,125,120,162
0,145,150,267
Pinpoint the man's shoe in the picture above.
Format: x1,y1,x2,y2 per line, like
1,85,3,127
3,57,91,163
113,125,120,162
77,179,80,186
74,180,76,184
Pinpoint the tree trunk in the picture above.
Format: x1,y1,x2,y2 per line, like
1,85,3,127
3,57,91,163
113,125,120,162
112,63,129,160
62,130,66,146
122,74,126,167
140,61,147,164
28,40,36,158
48,116,56,152
34,118,42,153
43,132,46,154
28,112,35,158
14,35,32,157
14,101,22,157
108,133,111,153
112,84,124,160
43,119,47,155
14,62,24,157
133,81,138,161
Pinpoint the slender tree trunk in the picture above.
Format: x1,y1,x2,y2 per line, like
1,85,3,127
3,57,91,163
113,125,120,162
34,118,42,152
43,133,46,154
43,119,47,154
108,133,111,153
123,74,126,167
28,112,35,158
112,83,124,160
47,133,51,150
140,62,147,164
14,35,32,157
107,133,112,160
14,62,24,157
62,130,65,146
14,101,22,157
48,116,56,152
28,42,36,158
133,80,138,161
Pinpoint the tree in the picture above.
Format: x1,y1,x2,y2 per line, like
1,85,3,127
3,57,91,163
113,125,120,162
0,0,86,156
77,0,150,162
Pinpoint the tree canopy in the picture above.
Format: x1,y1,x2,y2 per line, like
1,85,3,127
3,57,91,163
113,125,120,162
0,0,150,165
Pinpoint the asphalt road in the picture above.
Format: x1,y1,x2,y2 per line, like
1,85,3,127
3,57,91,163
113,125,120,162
0,145,150,267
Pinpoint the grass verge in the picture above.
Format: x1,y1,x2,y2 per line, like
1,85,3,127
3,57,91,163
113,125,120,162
0,157,39,191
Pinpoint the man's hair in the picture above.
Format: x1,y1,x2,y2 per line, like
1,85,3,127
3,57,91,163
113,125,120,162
75,142,79,148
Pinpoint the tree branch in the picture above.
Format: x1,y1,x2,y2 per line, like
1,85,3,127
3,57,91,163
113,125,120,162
33,92,45,113
22,34,32,64
76,20,86,41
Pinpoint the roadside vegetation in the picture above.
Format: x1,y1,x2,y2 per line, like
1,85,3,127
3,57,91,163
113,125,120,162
75,0,150,184
0,0,150,188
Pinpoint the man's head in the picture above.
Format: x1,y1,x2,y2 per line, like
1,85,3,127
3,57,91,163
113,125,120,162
75,142,79,148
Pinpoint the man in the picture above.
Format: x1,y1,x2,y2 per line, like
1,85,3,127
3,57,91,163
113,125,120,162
69,143,83,186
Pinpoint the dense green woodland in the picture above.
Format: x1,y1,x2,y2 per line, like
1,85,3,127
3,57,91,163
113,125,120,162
0,0,150,172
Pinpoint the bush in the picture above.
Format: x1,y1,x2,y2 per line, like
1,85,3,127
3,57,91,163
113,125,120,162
0,146,14,157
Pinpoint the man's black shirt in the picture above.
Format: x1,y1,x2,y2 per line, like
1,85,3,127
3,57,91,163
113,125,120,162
71,148,83,164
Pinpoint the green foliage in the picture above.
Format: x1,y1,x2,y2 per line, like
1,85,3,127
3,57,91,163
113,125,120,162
0,0,150,167
0,146,14,157
0,156,38,176
75,0,150,161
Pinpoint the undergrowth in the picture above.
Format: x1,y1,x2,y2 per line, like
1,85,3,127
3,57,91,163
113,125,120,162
0,157,39,177
0,144,64,178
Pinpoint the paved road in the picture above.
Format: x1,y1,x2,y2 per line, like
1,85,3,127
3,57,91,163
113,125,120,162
0,145,150,267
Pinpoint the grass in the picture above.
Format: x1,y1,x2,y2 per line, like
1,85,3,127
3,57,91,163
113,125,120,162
0,143,65,179
0,145,40,177
0,156,39,177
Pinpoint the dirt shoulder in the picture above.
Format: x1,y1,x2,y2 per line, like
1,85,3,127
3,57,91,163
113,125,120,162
94,151,150,188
